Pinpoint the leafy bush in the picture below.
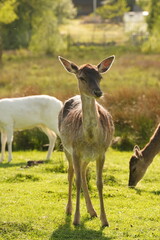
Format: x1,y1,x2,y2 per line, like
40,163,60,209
103,87,160,150
12,129,62,152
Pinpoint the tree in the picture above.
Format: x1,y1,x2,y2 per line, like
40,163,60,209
30,0,76,54
126,0,136,11
147,0,160,33
0,0,17,62
96,0,129,22
137,0,150,11
1,0,76,54
142,0,160,53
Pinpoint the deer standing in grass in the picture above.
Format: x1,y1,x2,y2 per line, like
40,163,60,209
58,56,115,227
129,124,160,187
0,95,63,163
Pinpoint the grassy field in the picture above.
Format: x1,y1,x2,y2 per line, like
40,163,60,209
1,48,160,100
60,18,128,44
0,149,159,240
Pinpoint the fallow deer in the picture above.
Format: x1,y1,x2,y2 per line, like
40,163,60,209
58,56,115,227
129,124,160,187
0,95,63,162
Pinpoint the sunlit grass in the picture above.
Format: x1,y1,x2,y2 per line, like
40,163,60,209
59,18,128,44
1,51,160,99
0,149,159,239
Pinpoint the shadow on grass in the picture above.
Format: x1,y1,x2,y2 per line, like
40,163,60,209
0,162,25,168
0,159,47,169
50,215,113,240
151,190,160,195
129,187,160,196
0,221,43,239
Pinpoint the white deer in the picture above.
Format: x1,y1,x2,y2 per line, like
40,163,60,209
58,56,115,227
0,95,63,162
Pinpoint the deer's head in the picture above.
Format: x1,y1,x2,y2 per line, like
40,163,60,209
128,145,147,187
58,56,115,98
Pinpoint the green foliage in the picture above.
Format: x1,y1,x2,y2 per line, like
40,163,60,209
147,0,160,33
0,0,18,62
142,0,160,53
29,12,62,54
113,134,135,151
1,0,76,53
96,0,129,22
126,0,136,10
0,150,160,239
13,129,49,151
55,0,77,24
1,0,34,49
137,0,150,11
142,29,160,53
12,129,62,153
142,17,160,53
0,0,17,24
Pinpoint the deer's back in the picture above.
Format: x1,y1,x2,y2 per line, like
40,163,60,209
0,95,62,134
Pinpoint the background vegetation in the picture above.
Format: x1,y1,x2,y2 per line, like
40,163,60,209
1,45,160,151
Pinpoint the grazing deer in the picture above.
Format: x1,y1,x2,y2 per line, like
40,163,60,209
129,124,160,187
58,56,115,227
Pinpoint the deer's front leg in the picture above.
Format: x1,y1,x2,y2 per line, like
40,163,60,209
96,156,109,227
73,152,81,225
64,150,74,215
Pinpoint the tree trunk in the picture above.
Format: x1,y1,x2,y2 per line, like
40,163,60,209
0,31,3,65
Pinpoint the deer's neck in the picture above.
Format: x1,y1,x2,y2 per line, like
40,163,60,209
81,94,99,139
142,125,160,165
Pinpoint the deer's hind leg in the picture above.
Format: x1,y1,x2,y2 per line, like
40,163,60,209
65,149,74,215
40,127,57,160
0,131,7,162
96,156,109,227
81,161,97,218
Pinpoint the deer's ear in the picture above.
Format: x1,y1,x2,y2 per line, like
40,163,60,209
133,145,143,159
58,56,78,74
97,56,115,73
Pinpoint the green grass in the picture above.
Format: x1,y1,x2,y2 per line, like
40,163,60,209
0,149,159,239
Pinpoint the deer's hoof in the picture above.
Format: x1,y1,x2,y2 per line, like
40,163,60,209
101,221,109,228
66,204,72,215
73,216,80,226
90,211,98,218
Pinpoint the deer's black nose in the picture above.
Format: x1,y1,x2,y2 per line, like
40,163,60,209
93,90,103,98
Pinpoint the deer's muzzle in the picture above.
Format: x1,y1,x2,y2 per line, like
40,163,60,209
93,90,103,98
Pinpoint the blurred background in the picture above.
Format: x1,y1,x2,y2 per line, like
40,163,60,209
0,0,160,152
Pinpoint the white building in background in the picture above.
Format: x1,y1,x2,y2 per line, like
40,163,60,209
123,11,149,33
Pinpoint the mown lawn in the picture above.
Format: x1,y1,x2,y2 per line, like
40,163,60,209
0,149,159,240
